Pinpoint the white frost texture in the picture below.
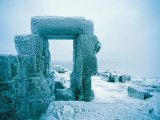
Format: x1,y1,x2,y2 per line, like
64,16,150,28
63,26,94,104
31,16,94,36
40,72,160,120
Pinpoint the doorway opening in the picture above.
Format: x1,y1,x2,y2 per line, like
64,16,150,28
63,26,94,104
49,39,73,89
49,40,73,71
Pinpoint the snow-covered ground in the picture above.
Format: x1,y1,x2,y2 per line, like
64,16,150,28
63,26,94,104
92,76,160,119
40,72,160,120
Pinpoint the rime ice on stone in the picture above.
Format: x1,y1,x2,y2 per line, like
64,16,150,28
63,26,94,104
0,16,101,119
31,16,94,35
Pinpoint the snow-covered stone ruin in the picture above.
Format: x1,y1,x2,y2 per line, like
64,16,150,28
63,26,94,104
0,16,101,119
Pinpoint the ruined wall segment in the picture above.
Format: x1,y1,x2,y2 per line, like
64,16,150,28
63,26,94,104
14,34,44,77
13,34,54,119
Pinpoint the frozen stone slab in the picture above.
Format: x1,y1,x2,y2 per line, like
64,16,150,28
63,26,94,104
128,86,153,100
55,89,76,101
0,55,11,82
14,34,43,55
99,72,131,83
42,35,78,39
0,54,19,82
31,16,94,38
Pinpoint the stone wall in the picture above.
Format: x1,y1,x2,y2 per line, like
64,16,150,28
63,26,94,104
15,35,44,77
0,54,54,119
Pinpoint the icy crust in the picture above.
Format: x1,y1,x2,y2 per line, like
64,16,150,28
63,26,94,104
77,35,99,76
14,34,45,75
14,34,43,55
40,101,157,120
31,16,94,35
0,55,19,82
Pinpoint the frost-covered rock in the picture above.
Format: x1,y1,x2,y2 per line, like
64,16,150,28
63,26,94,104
108,73,119,82
8,55,19,77
82,75,92,101
27,77,52,119
55,81,65,89
53,65,68,73
15,35,44,77
128,86,153,100
0,55,12,82
0,55,17,119
119,75,131,83
99,71,131,83
31,16,94,35
99,72,111,81
55,89,76,101
29,99,51,119
46,74,55,98
0,55,20,81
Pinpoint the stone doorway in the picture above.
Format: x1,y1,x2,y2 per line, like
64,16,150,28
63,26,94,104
14,16,101,101
0,16,101,119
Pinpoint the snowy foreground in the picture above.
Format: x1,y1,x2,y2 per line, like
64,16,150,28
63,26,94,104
40,72,160,120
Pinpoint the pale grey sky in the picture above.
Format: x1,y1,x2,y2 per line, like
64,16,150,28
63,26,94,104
0,0,160,77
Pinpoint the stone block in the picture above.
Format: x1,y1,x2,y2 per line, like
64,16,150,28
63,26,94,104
31,16,94,35
55,81,65,89
55,89,76,101
82,35,99,55
108,74,119,82
42,38,50,76
28,77,51,99
73,48,77,63
99,72,111,81
14,99,29,120
70,73,77,91
82,75,92,102
17,55,27,78
83,55,97,76
8,55,19,77
126,75,131,81
29,99,51,119
46,74,55,93
14,78,27,99
128,86,153,100
0,55,11,82
14,34,43,56
119,75,131,83
15,35,44,76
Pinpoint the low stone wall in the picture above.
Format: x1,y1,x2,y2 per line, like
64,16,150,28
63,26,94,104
0,55,54,119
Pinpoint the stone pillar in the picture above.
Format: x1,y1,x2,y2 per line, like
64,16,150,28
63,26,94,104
81,75,92,101
42,38,50,77
70,37,83,100
78,34,100,101
14,34,44,77
70,38,77,91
